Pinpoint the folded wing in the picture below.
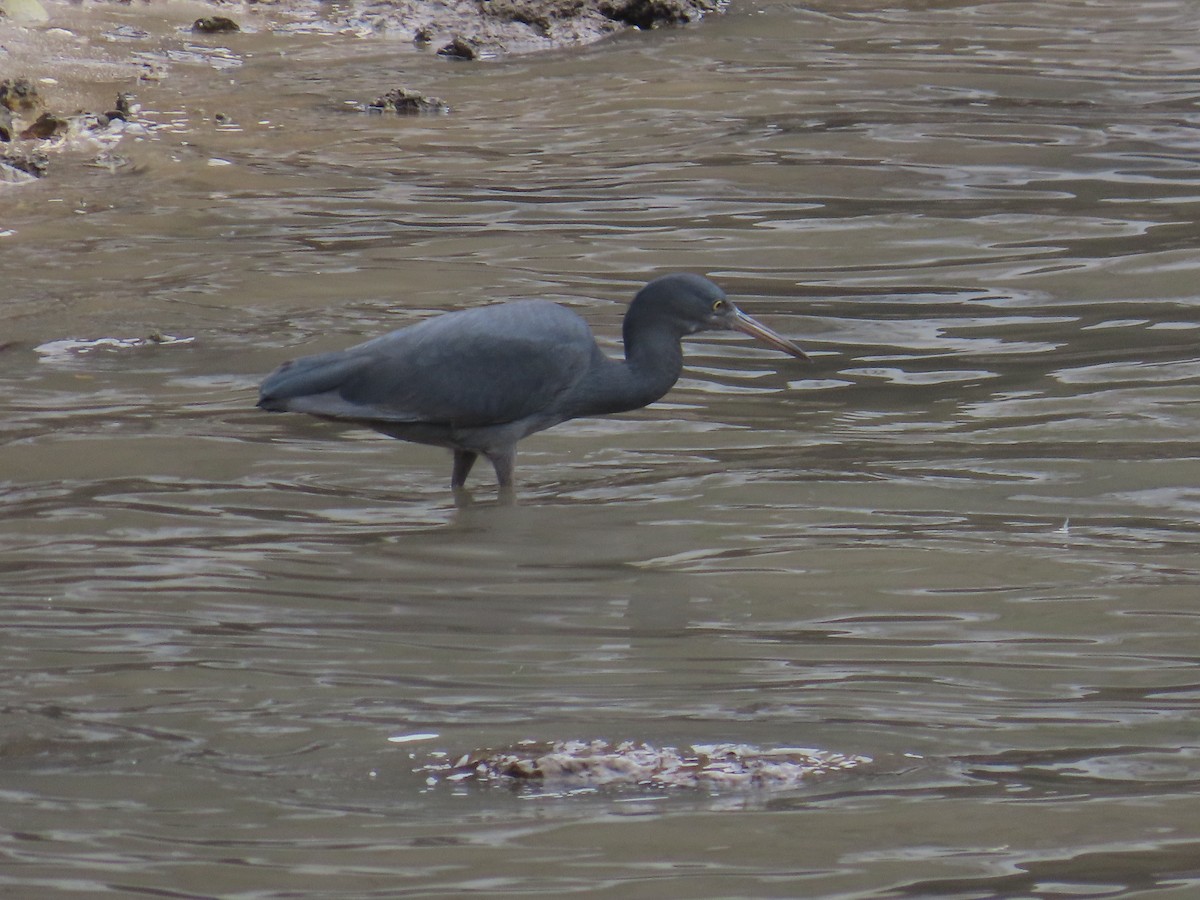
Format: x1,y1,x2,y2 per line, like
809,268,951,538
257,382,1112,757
258,300,596,428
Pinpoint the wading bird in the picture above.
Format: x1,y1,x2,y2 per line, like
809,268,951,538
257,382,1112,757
258,273,808,497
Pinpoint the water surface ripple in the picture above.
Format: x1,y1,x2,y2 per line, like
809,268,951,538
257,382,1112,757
2,0,1199,897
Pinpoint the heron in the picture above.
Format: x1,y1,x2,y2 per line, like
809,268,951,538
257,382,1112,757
257,273,808,497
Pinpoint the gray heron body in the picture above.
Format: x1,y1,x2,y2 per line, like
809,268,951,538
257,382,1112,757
258,273,808,495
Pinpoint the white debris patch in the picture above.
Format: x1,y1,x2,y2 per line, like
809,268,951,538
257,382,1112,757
387,732,441,745
35,334,195,361
416,739,872,792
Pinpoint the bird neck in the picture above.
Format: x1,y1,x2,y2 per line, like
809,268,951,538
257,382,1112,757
623,313,686,385
573,315,685,417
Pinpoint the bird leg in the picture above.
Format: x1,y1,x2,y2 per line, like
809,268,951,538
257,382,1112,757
487,447,517,503
451,450,478,488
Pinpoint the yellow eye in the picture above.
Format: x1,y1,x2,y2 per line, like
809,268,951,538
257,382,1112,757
712,299,726,311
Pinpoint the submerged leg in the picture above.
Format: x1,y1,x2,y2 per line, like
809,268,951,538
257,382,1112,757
451,449,478,489
487,446,517,503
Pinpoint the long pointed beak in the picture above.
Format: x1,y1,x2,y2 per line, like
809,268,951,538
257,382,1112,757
728,307,810,361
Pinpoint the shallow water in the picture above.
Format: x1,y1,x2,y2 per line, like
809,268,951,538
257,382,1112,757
3,0,1200,896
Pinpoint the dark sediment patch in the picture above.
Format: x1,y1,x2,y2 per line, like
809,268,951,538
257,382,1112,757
599,0,722,29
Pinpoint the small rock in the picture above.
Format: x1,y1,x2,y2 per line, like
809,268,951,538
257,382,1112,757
1,148,48,178
413,27,433,46
437,36,478,60
367,87,450,115
0,77,43,115
20,111,69,140
0,107,12,142
192,16,240,35
0,0,50,24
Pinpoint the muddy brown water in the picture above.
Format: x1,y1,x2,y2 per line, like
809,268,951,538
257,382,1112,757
3,1,1200,897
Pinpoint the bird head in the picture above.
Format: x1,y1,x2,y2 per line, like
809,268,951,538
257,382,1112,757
632,273,810,360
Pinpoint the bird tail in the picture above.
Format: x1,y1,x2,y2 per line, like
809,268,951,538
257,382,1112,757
257,351,368,411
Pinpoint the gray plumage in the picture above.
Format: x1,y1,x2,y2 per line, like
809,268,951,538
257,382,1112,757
258,273,807,495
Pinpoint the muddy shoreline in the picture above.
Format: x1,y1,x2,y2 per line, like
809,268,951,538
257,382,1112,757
1,0,725,179
2,0,720,180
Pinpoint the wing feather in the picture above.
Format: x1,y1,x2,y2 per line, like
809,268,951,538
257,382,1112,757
259,300,596,427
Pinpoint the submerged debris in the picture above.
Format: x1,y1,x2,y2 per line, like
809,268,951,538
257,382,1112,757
366,87,450,115
417,739,872,792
